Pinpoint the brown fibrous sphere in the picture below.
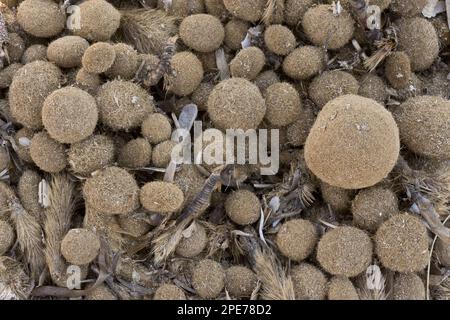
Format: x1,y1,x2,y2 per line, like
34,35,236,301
6,33,25,63
285,0,315,27
264,82,302,127
175,221,208,258
167,51,204,96
106,43,139,80
61,228,101,265
264,25,296,56
223,0,266,22
320,181,356,214
76,68,101,95
375,214,429,273
152,140,177,168
14,127,34,163
253,70,280,95
358,74,387,104
291,263,327,300
225,190,261,225
191,259,225,299
47,36,89,68
224,19,249,51
140,181,184,213
225,266,257,298
276,219,317,261
283,46,326,81
22,44,47,64
230,47,265,80
328,277,359,300
385,51,411,89
154,284,186,300
118,138,152,168
82,42,117,74
180,14,225,53
390,0,428,17
17,0,65,38
30,131,67,173
141,113,172,145
317,226,373,277
83,166,140,215
305,95,400,189
392,273,425,300
0,63,22,89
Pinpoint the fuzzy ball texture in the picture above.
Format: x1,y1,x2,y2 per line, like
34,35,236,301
286,105,316,147
154,284,186,300
30,131,67,173
253,70,280,95
223,0,266,22
276,219,317,261
17,0,65,38
192,259,225,299
390,0,428,17
0,220,14,255
152,140,177,168
47,36,89,68
82,42,117,74
317,226,373,277
76,68,101,95
309,70,359,108
106,43,139,80
328,277,359,300
167,52,204,96
74,0,121,41
225,190,261,225
320,181,355,214
0,63,22,89
180,14,225,53
68,135,115,175
117,214,151,238
22,44,47,64
6,33,25,63
208,78,265,130
291,263,327,300
351,186,398,232
224,19,249,50
9,61,62,130
285,0,315,26
175,222,207,258
192,82,214,111
140,181,184,213
83,167,140,215
225,266,257,298
302,5,354,50
392,273,425,300
385,51,411,89
85,284,117,300
42,87,98,144
118,138,152,168
305,95,400,189
283,46,325,81
375,214,429,273
264,82,302,127
264,25,296,56
397,17,439,72
97,80,154,131
141,113,172,145
230,47,265,80
393,96,450,159
358,74,387,104
14,128,33,163
61,228,100,265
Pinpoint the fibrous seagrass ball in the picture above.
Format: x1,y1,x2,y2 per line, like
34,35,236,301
154,284,186,300
390,0,428,17
82,42,116,74
85,284,117,300
47,36,89,68
61,228,100,265
117,213,151,238
320,181,355,214
358,74,387,104
317,226,373,277
397,17,439,71
328,277,359,300
152,140,177,168
225,266,257,298
264,25,296,56
118,138,152,168
192,82,214,111
291,263,327,300
83,166,140,215
176,221,207,258
42,87,98,144
265,82,302,127
76,68,101,95
161,0,205,17
302,5,354,50
208,78,265,130
97,80,154,131
141,113,172,144
286,106,316,147
375,214,429,272
351,186,398,232
9,61,62,130
393,96,450,159
74,0,121,41
385,52,411,89
205,0,227,17
180,14,225,53
68,135,115,175
283,46,325,80
6,33,25,63
309,70,359,108
225,190,261,225
0,220,14,255
285,0,315,27
17,0,65,38
393,273,425,300
304,95,400,189
30,131,67,173
192,259,225,299
224,19,249,51
230,47,265,80
253,70,280,95
0,63,22,89
106,43,139,80
223,0,266,22
14,127,33,163
276,219,317,261
22,44,47,64
167,52,204,96
140,181,184,213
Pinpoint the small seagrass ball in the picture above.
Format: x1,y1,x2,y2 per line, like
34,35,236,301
192,259,225,299
61,228,100,265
